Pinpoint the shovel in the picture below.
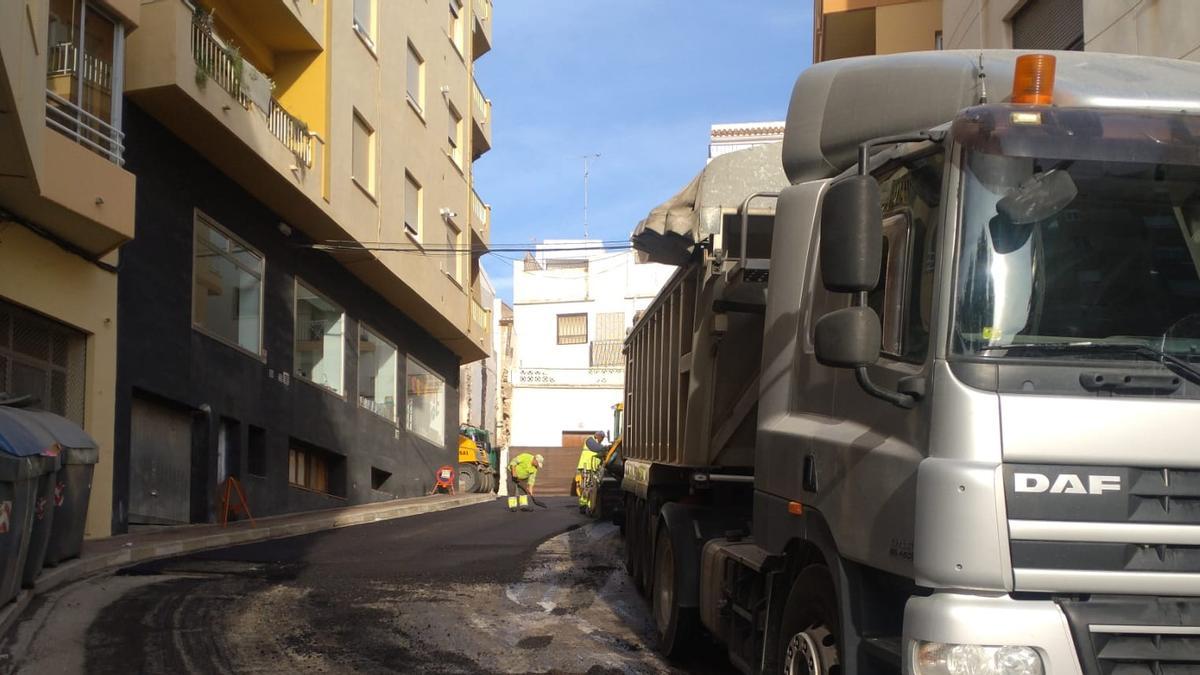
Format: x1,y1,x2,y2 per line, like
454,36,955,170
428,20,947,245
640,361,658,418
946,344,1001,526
515,482,548,509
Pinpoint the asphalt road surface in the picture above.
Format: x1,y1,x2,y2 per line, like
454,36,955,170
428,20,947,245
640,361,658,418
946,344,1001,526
1,497,723,674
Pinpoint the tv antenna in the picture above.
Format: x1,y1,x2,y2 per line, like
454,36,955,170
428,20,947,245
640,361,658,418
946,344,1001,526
581,153,600,239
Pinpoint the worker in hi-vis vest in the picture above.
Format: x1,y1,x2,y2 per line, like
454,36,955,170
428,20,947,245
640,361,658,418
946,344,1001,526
575,431,605,513
507,452,543,511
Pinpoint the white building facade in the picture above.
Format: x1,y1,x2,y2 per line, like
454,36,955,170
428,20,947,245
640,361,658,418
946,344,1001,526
510,241,674,449
708,121,785,162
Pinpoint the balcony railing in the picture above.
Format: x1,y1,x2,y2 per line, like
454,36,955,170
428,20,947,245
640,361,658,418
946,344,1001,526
471,188,490,234
45,90,125,165
267,99,313,167
515,367,624,389
472,77,490,125
190,13,314,167
471,299,491,329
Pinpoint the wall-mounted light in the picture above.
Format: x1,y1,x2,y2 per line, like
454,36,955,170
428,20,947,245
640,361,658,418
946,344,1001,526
439,207,458,220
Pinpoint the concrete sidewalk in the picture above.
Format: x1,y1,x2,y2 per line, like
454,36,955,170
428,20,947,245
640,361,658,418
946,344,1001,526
0,492,493,638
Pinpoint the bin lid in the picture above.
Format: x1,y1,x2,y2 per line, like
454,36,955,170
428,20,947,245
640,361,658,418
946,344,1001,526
0,406,96,458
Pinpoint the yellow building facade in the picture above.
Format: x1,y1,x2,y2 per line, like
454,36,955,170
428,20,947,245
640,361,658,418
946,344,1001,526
0,0,141,538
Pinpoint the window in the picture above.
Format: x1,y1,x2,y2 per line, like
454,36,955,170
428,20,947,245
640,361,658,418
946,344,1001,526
444,221,460,282
353,0,375,49
590,311,624,366
406,43,424,113
865,148,945,360
447,104,463,166
288,442,343,496
352,111,375,194
358,325,397,422
247,426,266,477
406,357,444,444
0,301,86,424
46,0,125,163
557,313,588,345
192,212,264,355
294,282,345,394
404,172,422,237
448,1,463,53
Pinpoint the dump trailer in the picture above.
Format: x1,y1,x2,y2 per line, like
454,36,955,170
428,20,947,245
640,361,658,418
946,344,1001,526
620,50,1200,675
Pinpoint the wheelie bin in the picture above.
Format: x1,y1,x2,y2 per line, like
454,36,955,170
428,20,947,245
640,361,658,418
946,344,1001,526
27,409,100,567
0,406,58,604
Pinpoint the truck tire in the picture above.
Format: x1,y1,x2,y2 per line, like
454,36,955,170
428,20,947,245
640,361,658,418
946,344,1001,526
652,526,698,657
778,565,841,675
457,464,479,494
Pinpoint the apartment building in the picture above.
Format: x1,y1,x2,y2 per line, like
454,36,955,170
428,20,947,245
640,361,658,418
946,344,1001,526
459,270,497,436
107,0,495,530
510,241,673,494
0,0,139,538
816,0,1200,62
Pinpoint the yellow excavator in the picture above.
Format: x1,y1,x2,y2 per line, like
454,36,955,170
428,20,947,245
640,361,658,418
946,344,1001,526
581,403,625,521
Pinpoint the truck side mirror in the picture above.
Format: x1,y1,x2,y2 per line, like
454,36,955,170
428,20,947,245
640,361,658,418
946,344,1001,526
814,306,881,368
820,176,882,292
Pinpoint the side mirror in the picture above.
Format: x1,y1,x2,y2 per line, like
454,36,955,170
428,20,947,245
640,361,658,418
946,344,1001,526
820,176,883,292
814,306,881,368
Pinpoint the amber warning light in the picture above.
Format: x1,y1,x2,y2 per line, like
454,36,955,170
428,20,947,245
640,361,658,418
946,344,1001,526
1011,53,1056,105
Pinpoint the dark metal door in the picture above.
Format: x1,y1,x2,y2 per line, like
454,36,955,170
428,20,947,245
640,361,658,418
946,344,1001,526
129,397,192,524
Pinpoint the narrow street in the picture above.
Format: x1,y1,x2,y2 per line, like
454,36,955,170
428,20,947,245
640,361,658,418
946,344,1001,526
2,498,718,675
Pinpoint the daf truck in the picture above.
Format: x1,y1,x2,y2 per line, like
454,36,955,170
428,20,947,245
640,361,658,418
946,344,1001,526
619,50,1200,674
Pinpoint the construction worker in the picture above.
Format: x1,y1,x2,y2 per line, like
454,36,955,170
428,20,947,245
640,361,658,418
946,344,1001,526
507,452,543,511
576,431,606,513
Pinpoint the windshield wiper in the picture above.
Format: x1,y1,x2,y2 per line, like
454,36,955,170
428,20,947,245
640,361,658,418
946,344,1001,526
977,341,1200,386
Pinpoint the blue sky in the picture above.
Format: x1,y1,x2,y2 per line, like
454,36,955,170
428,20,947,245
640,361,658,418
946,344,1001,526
474,1,814,302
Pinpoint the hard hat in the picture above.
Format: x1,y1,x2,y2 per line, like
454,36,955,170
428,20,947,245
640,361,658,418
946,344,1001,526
534,454,545,466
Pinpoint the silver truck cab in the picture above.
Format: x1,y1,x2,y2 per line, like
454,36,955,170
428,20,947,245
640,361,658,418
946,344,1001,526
760,50,1200,674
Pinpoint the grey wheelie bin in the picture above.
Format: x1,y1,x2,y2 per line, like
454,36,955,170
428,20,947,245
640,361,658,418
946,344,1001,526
24,409,100,567
0,407,59,605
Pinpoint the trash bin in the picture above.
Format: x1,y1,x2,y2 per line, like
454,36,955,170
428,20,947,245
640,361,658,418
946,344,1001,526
21,453,61,587
42,445,99,566
0,407,60,605
19,409,99,569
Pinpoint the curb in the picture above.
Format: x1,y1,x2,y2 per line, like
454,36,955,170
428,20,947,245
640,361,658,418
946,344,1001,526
0,493,493,639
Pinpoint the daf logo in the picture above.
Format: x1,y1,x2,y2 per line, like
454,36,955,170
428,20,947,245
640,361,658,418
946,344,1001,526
1013,472,1122,495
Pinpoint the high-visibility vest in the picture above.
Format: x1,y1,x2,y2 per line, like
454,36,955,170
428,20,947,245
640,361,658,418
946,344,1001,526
509,452,538,487
578,439,602,472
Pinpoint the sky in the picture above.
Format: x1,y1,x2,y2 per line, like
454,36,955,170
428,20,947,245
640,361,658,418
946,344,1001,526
473,1,814,302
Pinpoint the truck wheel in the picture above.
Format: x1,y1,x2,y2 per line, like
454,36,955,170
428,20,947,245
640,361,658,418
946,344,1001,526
652,526,698,657
457,465,479,494
778,565,841,675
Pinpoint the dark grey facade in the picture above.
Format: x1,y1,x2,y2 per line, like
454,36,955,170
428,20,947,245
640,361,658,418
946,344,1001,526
111,104,458,534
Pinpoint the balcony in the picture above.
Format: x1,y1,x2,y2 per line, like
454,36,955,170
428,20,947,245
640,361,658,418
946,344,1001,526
472,0,492,59
515,367,624,389
190,19,315,168
44,44,124,165
470,187,490,244
471,76,491,158
125,0,326,227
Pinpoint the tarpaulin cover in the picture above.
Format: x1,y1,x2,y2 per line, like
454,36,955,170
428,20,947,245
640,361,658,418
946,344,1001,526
630,142,787,266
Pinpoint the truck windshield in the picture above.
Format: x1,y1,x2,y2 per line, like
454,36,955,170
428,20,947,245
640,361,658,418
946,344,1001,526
951,106,1200,361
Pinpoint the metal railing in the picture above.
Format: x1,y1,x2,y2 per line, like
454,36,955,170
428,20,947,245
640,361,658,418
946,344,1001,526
515,367,624,388
472,77,490,126
45,90,125,165
267,98,313,167
190,19,248,107
471,299,491,330
47,43,76,76
470,188,489,234
190,14,313,167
